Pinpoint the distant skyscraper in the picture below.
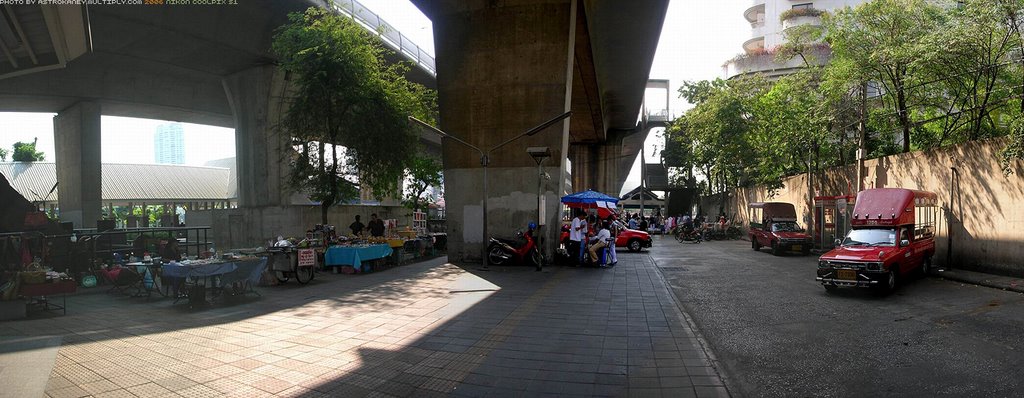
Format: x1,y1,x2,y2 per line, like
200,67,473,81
154,123,185,164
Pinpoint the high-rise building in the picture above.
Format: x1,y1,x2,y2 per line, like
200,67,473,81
724,0,867,79
154,123,185,165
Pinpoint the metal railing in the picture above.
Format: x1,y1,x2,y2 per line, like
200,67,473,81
331,0,437,77
647,109,671,123
1,227,212,278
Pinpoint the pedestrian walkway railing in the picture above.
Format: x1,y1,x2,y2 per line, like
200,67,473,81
1,227,211,278
331,0,437,77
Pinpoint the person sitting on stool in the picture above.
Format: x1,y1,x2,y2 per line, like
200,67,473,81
589,221,611,266
605,215,618,266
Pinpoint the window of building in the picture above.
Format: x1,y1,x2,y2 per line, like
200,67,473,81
792,3,813,9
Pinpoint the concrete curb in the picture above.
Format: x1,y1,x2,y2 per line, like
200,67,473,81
931,268,1024,294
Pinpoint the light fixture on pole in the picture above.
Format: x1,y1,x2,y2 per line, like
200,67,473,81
527,146,551,269
409,111,571,270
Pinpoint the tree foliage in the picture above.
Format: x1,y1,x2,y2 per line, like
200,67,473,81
669,0,1024,193
402,154,443,213
12,138,45,162
272,8,436,223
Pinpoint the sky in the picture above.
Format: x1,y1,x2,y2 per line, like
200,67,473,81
0,1,749,192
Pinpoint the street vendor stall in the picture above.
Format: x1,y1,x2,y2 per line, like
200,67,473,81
561,189,620,218
324,244,393,273
162,256,267,307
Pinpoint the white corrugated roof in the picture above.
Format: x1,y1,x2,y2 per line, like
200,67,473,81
0,162,234,203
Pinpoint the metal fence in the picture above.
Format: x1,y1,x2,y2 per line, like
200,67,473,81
331,0,437,76
1,227,212,277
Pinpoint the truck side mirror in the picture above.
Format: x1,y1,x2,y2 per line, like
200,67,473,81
899,239,910,247
834,239,842,247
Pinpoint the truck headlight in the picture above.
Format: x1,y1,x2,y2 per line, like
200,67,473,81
818,260,829,268
866,262,881,271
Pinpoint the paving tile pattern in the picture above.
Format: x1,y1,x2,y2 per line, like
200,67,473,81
0,253,727,397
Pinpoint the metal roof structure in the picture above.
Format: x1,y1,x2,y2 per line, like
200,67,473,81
0,162,234,204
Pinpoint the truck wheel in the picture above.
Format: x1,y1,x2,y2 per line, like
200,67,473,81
628,239,642,252
877,268,897,295
919,256,932,278
770,241,782,256
752,238,760,251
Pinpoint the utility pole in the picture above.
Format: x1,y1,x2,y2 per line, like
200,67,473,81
856,82,867,193
639,104,647,219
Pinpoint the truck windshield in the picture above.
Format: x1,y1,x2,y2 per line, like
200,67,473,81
771,222,801,232
842,228,896,247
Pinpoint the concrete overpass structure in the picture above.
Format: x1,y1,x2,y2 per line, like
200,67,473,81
0,0,437,228
413,0,669,261
1,0,669,263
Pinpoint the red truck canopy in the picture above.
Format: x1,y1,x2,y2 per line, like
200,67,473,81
749,202,798,222
851,188,937,227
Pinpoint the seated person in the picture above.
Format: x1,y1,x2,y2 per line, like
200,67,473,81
588,222,611,264
159,238,182,261
131,235,149,259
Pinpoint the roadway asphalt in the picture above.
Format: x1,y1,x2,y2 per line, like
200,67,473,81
649,235,1024,398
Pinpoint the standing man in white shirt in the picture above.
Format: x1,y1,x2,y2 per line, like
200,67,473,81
570,211,588,264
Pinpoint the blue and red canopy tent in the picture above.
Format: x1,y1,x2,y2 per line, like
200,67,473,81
561,189,620,219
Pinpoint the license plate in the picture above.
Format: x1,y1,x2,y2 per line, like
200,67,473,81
791,245,802,251
837,269,857,280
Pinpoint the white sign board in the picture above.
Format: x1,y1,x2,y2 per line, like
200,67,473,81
297,249,316,267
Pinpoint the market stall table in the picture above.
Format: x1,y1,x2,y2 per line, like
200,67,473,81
125,262,169,297
324,244,393,273
162,259,255,306
19,280,77,315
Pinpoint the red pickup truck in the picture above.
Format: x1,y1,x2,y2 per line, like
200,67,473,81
748,202,812,255
816,188,938,293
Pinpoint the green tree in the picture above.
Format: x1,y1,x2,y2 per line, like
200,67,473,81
825,0,946,153
272,8,436,223
402,154,442,213
12,138,45,161
672,77,768,195
0,147,7,161
913,0,1020,147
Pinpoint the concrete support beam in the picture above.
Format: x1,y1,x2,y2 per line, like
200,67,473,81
433,0,578,262
569,138,624,195
223,65,290,208
53,101,102,229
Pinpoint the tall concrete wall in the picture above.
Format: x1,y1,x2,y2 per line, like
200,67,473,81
703,138,1024,276
192,204,412,249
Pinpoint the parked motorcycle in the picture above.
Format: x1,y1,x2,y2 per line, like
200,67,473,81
488,223,542,270
675,224,702,244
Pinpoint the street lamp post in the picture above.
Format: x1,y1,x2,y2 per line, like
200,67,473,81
409,111,570,269
527,146,551,270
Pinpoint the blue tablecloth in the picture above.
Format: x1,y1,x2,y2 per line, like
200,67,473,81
324,245,393,272
162,261,240,279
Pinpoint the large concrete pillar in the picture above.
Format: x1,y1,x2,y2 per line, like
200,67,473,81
54,102,102,229
432,0,578,263
223,65,290,208
569,139,623,195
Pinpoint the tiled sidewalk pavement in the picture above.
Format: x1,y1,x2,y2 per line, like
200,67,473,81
0,252,727,398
